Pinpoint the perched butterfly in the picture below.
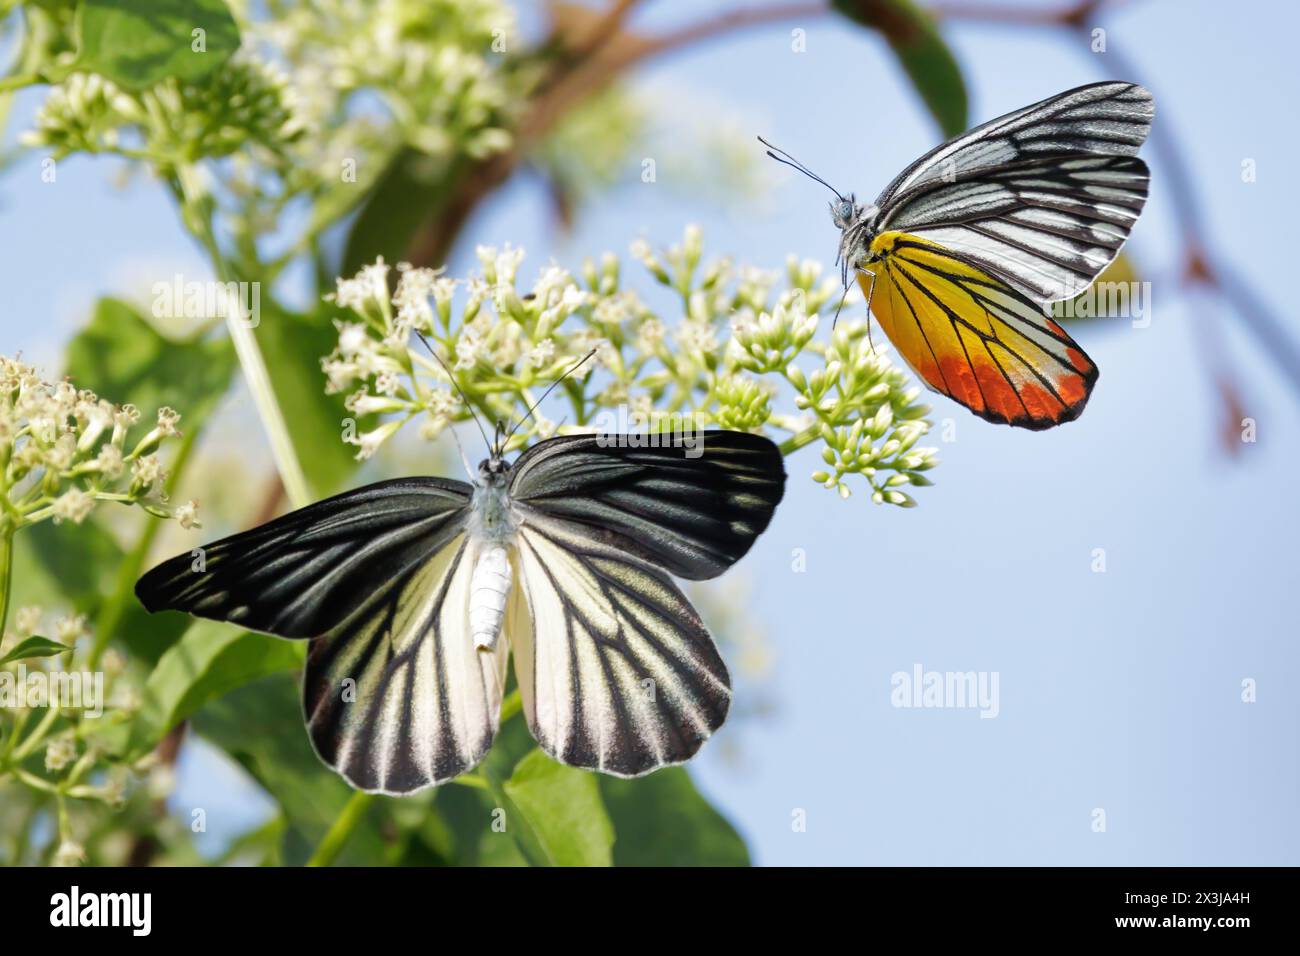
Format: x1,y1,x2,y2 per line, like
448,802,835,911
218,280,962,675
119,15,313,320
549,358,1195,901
764,81,1154,429
135,412,785,794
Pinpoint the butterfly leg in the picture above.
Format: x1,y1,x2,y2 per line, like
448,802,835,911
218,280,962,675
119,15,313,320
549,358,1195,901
855,267,877,351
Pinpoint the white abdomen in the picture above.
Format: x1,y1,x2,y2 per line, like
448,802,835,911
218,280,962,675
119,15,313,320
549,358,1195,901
469,545,511,650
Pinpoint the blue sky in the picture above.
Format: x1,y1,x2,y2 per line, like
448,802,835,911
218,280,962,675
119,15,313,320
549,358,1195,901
3,0,1298,865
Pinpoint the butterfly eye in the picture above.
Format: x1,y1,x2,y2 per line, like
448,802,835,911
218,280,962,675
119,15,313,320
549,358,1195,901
835,201,854,222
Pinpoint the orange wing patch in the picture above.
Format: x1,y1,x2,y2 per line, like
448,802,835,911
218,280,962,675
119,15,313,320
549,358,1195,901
859,232,1098,430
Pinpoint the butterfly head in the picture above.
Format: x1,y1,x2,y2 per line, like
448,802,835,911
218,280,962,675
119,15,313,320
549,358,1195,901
830,195,860,229
477,454,510,484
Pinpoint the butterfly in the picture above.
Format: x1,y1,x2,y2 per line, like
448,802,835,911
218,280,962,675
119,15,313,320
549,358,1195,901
135,418,786,795
764,81,1154,429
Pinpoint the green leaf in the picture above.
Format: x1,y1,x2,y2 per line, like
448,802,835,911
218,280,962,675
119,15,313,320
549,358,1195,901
22,516,122,616
833,0,968,137
76,0,240,90
423,785,528,867
254,303,359,498
112,603,193,667
191,673,392,865
64,297,236,431
600,768,750,866
0,636,70,666
341,148,468,276
502,748,614,867
125,620,302,759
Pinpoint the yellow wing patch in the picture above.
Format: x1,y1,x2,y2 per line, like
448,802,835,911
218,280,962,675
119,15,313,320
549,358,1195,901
860,232,1098,429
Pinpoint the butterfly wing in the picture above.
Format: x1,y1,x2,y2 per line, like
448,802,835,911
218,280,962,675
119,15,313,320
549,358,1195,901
504,431,786,775
873,82,1153,303
864,232,1097,429
506,431,786,580
305,533,509,793
136,477,508,794
136,477,472,636
507,511,732,776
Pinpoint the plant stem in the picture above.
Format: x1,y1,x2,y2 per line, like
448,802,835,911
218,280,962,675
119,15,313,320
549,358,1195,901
174,166,312,510
0,526,13,641
88,426,197,669
0,73,39,93
10,705,59,763
224,304,312,509
306,791,376,867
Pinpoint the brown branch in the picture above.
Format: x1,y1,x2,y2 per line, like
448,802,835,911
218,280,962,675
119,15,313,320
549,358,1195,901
407,0,828,267
928,0,1111,26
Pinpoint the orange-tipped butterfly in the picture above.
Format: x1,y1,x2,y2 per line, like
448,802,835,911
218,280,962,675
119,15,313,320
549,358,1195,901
765,82,1153,429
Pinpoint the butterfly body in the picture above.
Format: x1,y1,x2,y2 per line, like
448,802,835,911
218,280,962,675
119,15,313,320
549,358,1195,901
136,430,786,793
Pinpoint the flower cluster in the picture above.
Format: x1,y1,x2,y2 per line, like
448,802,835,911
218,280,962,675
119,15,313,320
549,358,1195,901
322,227,938,502
263,0,520,164
0,607,155,867
23,55,304,166
0,356,197,532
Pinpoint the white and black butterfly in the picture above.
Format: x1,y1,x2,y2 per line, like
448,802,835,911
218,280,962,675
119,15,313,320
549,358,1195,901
135,427,785,794
764,81,1154,429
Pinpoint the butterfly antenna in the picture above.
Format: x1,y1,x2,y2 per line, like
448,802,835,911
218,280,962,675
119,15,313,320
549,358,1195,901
414,332,493,467
503,348,598,447
757,135,845,202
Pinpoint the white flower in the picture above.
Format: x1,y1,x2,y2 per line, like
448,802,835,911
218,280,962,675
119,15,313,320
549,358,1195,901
155,406,181,437
336,321,371,359
45,737,77,772
529,338,556,369
51,488,94,524
130,454,165,493
454,334,487,371
173,499,200,529
45,433,77,472
52,840,85,868
351,420,403,460
54,614,86,642
93,443,124,478
14,606,42,637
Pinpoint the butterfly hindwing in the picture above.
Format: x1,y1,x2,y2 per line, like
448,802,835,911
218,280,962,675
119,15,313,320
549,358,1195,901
507,510,731,777
863,232,1097,429
304,534,509,794
506,431,786,580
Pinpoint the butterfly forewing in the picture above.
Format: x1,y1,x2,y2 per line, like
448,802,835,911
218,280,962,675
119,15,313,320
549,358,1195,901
874,81,1153,216
134,477,472,637
872,82,1154,305
507,431,786,580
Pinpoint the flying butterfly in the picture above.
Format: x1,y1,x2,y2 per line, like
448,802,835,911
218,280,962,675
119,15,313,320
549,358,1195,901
135,355,786,794
763,81,1154,429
